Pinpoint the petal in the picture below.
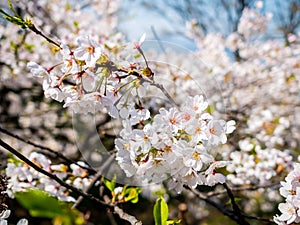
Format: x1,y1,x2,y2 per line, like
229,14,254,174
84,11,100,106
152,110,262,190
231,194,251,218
139,33,146,46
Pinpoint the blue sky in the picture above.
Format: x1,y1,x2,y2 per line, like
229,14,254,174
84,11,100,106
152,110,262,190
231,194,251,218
117,0,299,47
117,0,197,50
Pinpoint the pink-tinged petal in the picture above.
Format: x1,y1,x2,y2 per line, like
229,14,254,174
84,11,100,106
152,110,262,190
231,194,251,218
139,33,146,46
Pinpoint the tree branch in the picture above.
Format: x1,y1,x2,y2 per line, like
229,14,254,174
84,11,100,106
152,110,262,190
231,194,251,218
187,185,272,224
72,153,115,209
186,186,238,221
207,182,280,197
26,22,60,48
0,138,107,206
223,183,250,225
0,138,143,224
0,126,96,174
240,213,274,224
114,206,142,225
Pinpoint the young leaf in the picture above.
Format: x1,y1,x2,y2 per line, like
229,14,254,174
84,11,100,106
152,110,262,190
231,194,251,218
102,175,116,192
8,0,19,16
167,220,181,225
0,1,26,28
153,197,168,225
124,187,141,203
15,189,84,225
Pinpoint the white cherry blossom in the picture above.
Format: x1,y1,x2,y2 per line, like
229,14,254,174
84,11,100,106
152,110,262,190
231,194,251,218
74,35,102,67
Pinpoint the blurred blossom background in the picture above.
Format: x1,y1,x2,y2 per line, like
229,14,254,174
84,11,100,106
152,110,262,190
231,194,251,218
0,0,300,225
118,0,300,47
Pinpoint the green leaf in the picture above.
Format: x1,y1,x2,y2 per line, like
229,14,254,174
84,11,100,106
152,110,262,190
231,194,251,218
142,67,153,77
206,105,214,114
102,175,116,192
10,41,17,50
0,8,26,28
15,189,84,225
97,53,110,64
73,21,79,28
153,197,168,225
124,187,141,203
65,2,72,10
101,67,111,78
8,0,19,16
7,154,21,165
134,53,142,59
24,43,35,52
167,220,181,225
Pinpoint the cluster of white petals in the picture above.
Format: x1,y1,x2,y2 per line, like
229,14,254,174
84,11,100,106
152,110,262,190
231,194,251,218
0,0,120,83
0,209,28,225
225,139,293,185
116,95,235,192
3,0,300,223
27,37,120,116
237,8,271,39
6,152,93,202
274,164,300,224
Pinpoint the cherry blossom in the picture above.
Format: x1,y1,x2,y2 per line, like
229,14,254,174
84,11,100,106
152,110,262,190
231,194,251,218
0,210,28,225
5,152,94,202
274,163,300,224
74,35,102,67
115,95,233,191
27,62,48,78
3,1,300,223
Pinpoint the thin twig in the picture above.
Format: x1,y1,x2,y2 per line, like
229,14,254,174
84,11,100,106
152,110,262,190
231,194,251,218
151,26,166,53
223,183,250,225
240,213,274,223
0,126,96,174
186,186,238,222
72,153,115,209
27,23,60,48
207,183,280,197
0,138,107,206
97,60,179,109
188,186,273,224
0,139,143,224
114,206,142,225
149,81,180,109
140,76,179,109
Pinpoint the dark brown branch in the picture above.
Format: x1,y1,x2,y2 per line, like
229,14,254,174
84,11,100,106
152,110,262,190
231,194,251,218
72,153,116,209
0,138,143,224
0,138,107,206
27,23,60,48
240,213,274,224
0,126,96,174
114,206,142,225
223,183,250,225
187,185,272,224
207,182,280,197
186,186,238,222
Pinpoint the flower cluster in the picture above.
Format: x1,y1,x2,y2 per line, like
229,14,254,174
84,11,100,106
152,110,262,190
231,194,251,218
237,7,271,40
2,0,300,223
274,163,300,224
0,209,28,225
27,33,150,118
245,110,291,149
0,0,119,82
116,95,235,192
0,174,28,225
225,139,293,185
6,152,93,202
25,26,236,195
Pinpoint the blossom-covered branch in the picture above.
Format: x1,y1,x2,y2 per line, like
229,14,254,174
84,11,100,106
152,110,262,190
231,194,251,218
0,138,143,224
